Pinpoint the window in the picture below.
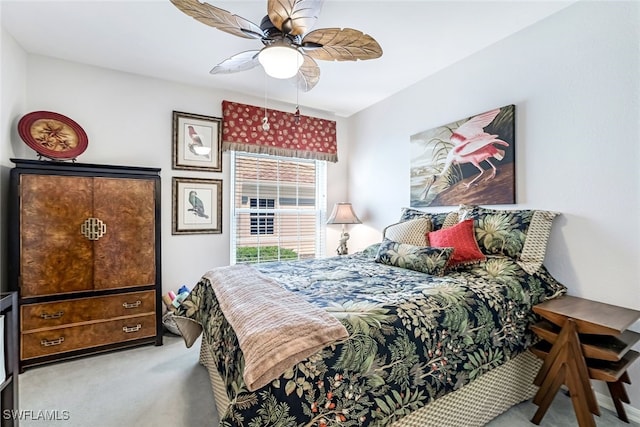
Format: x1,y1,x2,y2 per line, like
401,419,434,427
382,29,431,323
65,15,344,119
231,152,326,264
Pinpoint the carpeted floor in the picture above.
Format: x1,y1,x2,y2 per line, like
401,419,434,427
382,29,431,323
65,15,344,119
17,334,638,427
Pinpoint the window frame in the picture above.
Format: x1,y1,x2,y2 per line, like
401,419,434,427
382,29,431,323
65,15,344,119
230,151,327,264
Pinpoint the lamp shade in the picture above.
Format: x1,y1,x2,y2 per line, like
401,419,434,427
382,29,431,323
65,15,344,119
327,203,362,225
258,45,303,79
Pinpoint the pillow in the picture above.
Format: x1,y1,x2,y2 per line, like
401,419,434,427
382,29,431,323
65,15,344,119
458,205,558,274
360,243,382,259
383,218,431,246
375,239,453,276
428,219,486,267
399,208,458,230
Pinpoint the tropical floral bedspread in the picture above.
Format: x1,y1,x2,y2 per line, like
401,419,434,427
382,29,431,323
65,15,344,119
176,248,566,427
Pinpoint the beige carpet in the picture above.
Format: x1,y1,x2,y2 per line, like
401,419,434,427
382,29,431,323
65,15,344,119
18,335,217,427
18,334,637,427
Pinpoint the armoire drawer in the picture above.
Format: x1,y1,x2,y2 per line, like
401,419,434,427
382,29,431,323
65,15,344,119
21,313,156,360
21,290,156,332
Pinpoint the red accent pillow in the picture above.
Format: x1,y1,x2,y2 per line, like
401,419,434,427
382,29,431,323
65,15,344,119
428,219,486,267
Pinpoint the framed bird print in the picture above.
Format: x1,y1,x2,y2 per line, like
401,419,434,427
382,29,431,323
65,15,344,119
172,177,223,234
410,104,515,207
172,111,222,172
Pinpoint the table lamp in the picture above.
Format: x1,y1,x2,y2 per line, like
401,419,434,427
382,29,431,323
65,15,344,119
326,202,362,255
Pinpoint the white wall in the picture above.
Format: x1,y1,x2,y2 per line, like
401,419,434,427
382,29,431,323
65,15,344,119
0,27,27,292
0,52,349,293
348,0,640,414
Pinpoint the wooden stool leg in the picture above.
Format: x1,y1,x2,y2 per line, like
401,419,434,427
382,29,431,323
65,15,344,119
533,350,567,406
607,380,629,423
532,365,566,425
621,371,631,386
566,328,599,416
565,357,596,427
534,323,572,387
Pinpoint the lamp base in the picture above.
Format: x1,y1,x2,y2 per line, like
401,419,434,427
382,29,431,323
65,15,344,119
336,230,350,255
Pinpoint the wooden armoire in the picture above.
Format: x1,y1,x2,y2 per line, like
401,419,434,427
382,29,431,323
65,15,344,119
9,159,162,371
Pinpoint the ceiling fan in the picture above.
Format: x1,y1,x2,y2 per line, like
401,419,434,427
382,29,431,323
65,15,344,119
170,0,383,92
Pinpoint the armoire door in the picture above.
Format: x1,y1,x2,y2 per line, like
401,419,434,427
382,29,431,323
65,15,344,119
20,174,94,297
92,177,156,290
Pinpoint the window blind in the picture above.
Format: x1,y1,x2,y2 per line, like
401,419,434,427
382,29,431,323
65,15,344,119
231,152,326,264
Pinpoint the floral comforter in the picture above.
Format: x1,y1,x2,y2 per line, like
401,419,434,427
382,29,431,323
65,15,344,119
176,248,565,427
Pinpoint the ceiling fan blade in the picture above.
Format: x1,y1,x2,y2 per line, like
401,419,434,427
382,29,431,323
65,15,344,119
210,50,261,74
296,54,320,92
302,28,382,61
267,0,323,36
171,0,264,39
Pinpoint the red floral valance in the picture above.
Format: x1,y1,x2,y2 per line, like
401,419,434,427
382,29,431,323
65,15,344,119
222,100,338,162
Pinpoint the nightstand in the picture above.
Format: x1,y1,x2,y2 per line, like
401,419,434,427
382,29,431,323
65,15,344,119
529,295,640,426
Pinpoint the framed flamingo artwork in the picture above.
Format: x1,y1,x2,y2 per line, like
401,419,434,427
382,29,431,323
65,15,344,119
172,111,222,172
410,104,515,207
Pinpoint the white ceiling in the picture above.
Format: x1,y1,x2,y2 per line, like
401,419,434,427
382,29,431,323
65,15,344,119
1,0,574,117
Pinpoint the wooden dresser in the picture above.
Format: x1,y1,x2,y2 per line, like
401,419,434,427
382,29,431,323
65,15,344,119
9,159,162,371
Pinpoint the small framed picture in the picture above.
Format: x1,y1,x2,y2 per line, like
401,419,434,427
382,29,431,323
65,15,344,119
172,111,222,172
172,177,222,235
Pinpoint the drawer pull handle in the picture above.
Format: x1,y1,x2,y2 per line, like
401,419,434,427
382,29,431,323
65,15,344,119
41,337,65,347
40,311,64,320
122,300,141,309
123,324,142,333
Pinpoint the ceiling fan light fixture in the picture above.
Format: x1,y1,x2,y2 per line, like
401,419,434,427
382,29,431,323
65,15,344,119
172,0,382,92
258,45,303,79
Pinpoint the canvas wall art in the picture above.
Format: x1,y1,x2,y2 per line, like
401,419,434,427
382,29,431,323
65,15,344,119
410,105,515,207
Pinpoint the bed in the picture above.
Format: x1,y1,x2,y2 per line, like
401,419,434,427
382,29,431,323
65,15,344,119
173,206,566,426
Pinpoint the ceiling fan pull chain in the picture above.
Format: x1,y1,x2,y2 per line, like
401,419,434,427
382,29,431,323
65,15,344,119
294,71,301,125
262,72,270,131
